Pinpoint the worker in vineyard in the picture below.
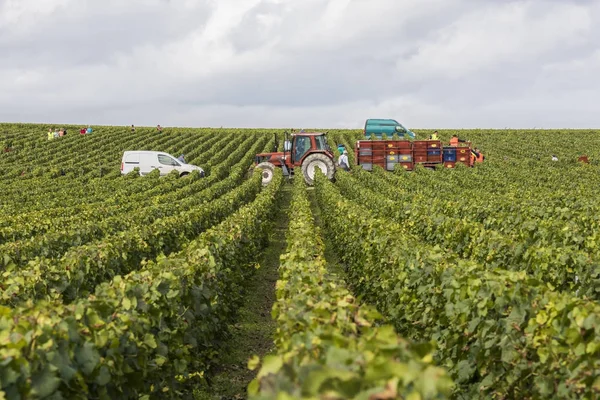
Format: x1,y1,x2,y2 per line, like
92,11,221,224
157,124,163,132
177,154,186,163
131,125,136,133
429,131,439,140
476,148,484,163
449,134,466,147
337,143,345,154
86,126,93,134
552,155,558,161
338,149,350,171
47,129,54,140
578,155,589,164
472,147,484,163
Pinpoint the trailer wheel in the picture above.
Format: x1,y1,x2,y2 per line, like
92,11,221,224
255,162,276,186
301,153,335,185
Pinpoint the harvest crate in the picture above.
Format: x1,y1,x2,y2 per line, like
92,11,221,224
455,146,471,165
414,151,427,163
386,155,398,171
414,150,442,163
443,147,457,162
413,140,441,149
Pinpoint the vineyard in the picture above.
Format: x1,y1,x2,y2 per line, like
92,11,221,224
1,123,600,399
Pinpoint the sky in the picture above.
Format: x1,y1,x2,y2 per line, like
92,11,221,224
0,0,599,129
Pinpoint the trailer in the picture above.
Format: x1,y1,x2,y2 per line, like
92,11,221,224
354,139,474,171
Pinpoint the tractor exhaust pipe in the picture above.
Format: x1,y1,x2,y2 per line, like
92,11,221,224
273,132,278,152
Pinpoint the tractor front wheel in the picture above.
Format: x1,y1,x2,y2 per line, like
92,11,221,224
301,153,335,185
255,162,276,186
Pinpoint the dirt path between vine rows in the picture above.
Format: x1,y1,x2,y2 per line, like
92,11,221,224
194,183,292,400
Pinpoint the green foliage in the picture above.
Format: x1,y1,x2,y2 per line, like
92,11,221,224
249,175,453,399
0,136,270,306
0,124,283,398
347,165,600,300
314,171,600,399
0,170,283,399
3,124,600,399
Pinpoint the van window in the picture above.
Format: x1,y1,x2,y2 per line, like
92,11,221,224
367,120,400,127
124,153,140,163
158,155,180,166
371,122,397,126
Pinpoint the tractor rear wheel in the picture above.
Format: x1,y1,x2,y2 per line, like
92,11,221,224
255,162,276,186
301,153,335,185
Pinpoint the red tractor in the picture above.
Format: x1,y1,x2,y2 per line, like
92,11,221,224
254,132,336,185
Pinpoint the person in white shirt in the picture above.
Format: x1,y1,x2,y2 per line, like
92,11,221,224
552,155,558,161
338,150,349,171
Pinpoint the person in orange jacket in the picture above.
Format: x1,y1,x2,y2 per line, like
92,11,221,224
449,134,466,147
472,147,484,163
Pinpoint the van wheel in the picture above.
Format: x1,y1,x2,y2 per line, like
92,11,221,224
180,172,189,177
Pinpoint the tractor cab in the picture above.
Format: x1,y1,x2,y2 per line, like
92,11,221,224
287,132,334,165
254,132,336,185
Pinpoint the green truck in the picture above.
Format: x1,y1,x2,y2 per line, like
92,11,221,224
364,119,416,139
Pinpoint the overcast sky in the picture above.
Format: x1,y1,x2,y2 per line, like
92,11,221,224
0,0,598,128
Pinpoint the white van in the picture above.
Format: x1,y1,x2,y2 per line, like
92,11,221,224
121,151,205,177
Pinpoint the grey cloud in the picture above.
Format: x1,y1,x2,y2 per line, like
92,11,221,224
228,1,285,52
0,2,213,68
0,0,599,128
